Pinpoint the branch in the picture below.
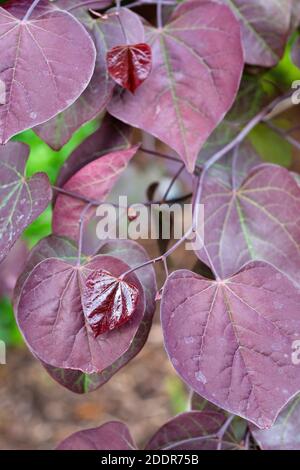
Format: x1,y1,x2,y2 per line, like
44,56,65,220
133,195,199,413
23,0,42,21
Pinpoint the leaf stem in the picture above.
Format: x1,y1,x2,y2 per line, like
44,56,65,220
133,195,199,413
23,0,42,21
121,93,288,282
157,0,163,29
162,163,185,201
263,120,300,152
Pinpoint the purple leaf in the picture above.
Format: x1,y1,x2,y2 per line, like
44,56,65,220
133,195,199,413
107,43,152,93
145,411,228,450
197,164,300,282
251,395,300,450
0,7,96,143
82,269,139,337
161,262,300,428
52,146,138,242
108,1,243,172
57,421,136,450
218,0,293,66
17,255,144,374
0,142,51,263
56,115,131,189
14,237,156,390
35,7,144,149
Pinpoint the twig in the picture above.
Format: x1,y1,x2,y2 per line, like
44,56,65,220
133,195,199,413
263,120,300,152
23,0,42,21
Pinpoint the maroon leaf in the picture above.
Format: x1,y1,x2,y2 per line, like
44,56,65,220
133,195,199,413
57,421,137,450
196,164,300,283
292,37,300,69
17,255,144,373
34,7,144,149
108,1,243,172
56,115,131,190
0,7,96,143
14,237,156,393
52,146,138,242
251,395,300,450
82,269,139,337
217,0,293,66
0,142,52,263
161,262,300,428
107,43,152,93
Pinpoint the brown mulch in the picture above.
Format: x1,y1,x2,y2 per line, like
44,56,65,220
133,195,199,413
0,314,186,450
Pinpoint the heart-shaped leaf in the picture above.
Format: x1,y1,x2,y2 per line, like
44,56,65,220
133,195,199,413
196,164,300,283
82,269,139,337
251,395,300,450
52,146,138,242
14,236,156,382
0,7,96,143
108,1,243,172
34,7,144,149
218,0,293,66
57,421,137,450
161,262,300,428
107,43,152,93
0,142,52,263
56,115,131,190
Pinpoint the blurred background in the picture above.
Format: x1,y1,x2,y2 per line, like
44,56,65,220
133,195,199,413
1,0,300,450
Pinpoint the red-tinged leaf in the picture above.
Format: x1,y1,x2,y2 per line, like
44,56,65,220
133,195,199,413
292,37,300,69
107,43,152,93
108,1,243,173
161,262,300,428
34,7,144,149
0,142,52,263
17,255,144,374
52,146,138,242
196,164,300,283
82,269,139,337
216,0,293,66
145,411,229,450
57,422,137,450
56,115,131,190
14,237,156,388
0,8,96,143
251,395,300,450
